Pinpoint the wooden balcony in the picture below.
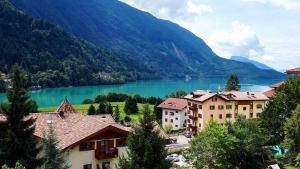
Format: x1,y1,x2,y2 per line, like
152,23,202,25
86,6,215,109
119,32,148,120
95,147,118,160
189,114,198,121
189,105,198,112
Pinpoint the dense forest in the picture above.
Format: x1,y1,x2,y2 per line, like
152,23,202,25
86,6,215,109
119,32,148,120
0,0,157,89
11,0,285,79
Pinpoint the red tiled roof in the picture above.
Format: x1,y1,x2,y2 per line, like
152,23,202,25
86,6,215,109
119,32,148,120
286,67,300,74
264,89,276,98
0,100,129,150
56,98,76,114
270,81,285,88
158,98,187,111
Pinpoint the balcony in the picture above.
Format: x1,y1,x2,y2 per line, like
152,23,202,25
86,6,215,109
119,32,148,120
189,105,198,112
189,114,198,121
95,147,118,160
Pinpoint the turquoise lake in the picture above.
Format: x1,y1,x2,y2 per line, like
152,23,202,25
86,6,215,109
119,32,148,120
0,78,284,107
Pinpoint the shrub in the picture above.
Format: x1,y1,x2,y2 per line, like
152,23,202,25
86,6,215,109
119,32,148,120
82,99,94,104
165,123,173,133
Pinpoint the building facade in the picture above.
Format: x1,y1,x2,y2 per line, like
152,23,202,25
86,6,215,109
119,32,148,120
158,98,187,130
1,99,129,169
185,90,268,133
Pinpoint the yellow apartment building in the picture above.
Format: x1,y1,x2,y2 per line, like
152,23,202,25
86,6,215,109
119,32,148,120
185,90,268,133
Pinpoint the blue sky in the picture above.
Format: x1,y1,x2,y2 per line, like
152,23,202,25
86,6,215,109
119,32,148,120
119,0,300,71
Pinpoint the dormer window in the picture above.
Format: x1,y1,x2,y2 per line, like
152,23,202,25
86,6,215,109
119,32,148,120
212,97,217,102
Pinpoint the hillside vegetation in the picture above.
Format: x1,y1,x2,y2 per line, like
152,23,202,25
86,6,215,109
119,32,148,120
12,0,285,79
0,0,155,88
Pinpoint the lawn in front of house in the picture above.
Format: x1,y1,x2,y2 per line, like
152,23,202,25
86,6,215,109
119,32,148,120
38,102,154,121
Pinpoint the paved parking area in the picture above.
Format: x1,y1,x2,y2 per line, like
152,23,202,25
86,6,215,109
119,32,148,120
166,134,191,153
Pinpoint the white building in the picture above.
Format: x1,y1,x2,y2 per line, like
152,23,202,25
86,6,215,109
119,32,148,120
158,98,187,130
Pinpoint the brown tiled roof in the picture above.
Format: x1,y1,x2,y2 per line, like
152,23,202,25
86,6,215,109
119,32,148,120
0,100,128,150
158,98,187,111
286,67,300,74
264,89,276,98
270,81,285,88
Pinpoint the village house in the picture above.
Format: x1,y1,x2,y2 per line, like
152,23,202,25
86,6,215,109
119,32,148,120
185,90,269,133
264,66,300,98
1,99,129,169
158,98,187,130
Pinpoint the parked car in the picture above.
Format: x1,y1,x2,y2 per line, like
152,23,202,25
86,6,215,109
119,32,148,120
183,131,192,138
166,154,180,162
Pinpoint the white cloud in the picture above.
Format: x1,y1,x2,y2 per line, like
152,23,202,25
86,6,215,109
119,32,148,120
119,0,213,21
241,0,300,9
209,21,271,61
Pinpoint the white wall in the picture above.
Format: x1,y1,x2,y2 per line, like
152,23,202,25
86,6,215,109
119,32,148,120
162,108,186,130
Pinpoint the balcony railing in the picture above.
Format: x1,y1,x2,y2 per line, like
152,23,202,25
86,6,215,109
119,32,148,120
189,114,197,121
189,105,198,112
95,147,118,160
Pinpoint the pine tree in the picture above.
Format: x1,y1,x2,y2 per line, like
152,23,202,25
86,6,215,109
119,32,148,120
97,102,106,114
118,104,171,169
87,104,96,115
0,65,42,168
106,103,113,115
113,105,120,122
124,97,138,114
2,162,26,169
41,125,69,169
225,74,240,91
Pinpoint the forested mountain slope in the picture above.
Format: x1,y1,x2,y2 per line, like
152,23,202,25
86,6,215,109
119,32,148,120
11,0,285,79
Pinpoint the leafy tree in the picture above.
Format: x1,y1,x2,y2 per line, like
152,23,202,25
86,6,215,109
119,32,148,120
106,103,113,115
118,104,171,169
124,115,131,122
40,125,69,169
82,99,94,104
227,115,269,169
97,102,106,114
0,78,6,93
0,65,42,168
225,74,240,91
94,95,107,103
2,162,26,169
166,90,187,98
259,76,300,145
124,97,138,114
283,105,300,161
164,123,173,133
185,120,236,169
113,105,120,122
87,104,96,115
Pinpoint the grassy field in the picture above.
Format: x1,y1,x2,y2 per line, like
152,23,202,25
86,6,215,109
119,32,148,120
285,166,298,169
38,102,154,121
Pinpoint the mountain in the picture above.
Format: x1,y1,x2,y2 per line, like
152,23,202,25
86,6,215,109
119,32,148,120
0,0,157,88
11,0,284,79
231,56,274,70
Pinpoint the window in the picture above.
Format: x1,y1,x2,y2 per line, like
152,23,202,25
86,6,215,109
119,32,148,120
170,112,174,116
212,97,217,102
192,103,197,107
250,113,253,118
226,105,232,109
226,114,232,118
175,117,178,120
171,119,173,123
102,162,110,169
209,105,215,110
83,164,92,169
219,114,222,119
188,102,191,106
243,107,247,111
210,114,213,118
199,123,202,127
175,125,178,127
257,113,261,117
188,119,190,123
79,141,95,151
176,111,178,113
165,118,167,122
198,114,202,118
218,105,224,110
256,104,262,109
198,105,202,109
165,111,168,115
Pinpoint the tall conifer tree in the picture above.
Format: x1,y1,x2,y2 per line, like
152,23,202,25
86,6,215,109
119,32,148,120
0,65,42,168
